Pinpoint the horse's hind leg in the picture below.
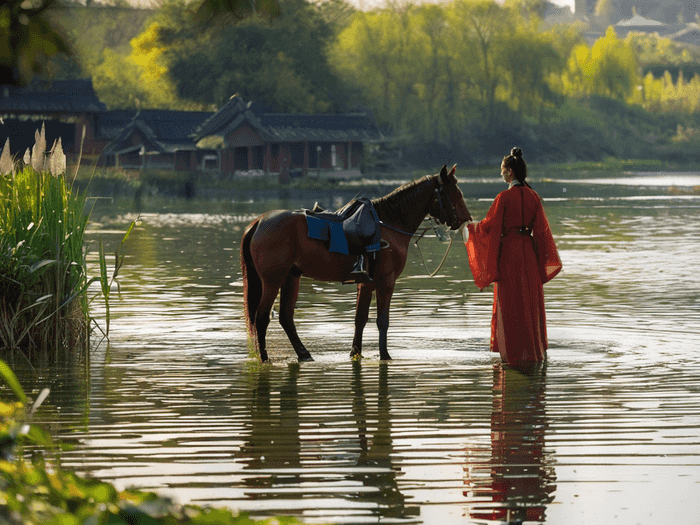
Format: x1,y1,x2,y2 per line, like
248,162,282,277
351,283,373,359
255,282,283,363
279,273,314,362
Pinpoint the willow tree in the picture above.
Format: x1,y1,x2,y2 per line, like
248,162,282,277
562,26,639,101
331,6,433,136
501,21,563,124
447,0,511,131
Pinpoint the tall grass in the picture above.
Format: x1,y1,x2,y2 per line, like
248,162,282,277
0,130,131,366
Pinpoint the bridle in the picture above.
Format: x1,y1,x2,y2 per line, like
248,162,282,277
432,177,462,230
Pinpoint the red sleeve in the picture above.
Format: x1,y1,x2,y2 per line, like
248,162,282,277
465,193,506,290
533,200,562,284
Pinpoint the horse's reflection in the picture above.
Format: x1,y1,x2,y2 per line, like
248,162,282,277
349,362,418,520
464,363,556,522
241,363,302,492
239,362,415,520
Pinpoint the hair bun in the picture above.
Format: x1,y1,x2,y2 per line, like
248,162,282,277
511,147,522,158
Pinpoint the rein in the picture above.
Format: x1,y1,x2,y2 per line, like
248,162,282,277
413,218,453,277
379,218,454,277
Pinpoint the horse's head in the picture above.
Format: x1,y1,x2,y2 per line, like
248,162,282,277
428,164,472,230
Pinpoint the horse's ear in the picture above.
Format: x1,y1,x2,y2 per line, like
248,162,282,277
439,165,448,184
449,164,457,177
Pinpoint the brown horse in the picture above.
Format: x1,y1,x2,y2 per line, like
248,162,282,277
240,164,472,362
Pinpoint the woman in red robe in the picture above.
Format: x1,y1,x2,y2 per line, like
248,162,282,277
465,148,562,365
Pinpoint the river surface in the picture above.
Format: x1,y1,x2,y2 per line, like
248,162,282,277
18,170,700,524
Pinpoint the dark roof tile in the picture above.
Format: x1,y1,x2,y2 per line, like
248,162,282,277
0,79,107,113
194,96,383,144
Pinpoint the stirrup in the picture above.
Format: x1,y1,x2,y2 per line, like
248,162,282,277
349,255,372,282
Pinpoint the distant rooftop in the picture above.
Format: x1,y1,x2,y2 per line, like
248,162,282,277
103,109,214,155
194,96,383,144
0,79,106,114
616,13,666,26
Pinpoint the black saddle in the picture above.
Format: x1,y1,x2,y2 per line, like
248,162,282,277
304,197,381,255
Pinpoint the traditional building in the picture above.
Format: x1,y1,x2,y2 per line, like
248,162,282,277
193,96,384,181
100,110,216,171
614,9,674,37
0,79,106,162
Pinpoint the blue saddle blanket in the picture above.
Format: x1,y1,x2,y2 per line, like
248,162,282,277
306,215,349,254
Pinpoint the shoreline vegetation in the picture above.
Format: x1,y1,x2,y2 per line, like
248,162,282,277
0,127,135,367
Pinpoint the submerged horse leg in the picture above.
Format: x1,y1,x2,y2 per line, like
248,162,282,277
375,282,395,361
279,273,314,362
254,282,284,363
350,283,374,359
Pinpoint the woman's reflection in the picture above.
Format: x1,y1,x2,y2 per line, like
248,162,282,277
465,363,556,522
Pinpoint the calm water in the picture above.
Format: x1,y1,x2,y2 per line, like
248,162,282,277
19,172,700,524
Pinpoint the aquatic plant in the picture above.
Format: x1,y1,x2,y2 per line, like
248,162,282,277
0,359,314,525
0,127,133,364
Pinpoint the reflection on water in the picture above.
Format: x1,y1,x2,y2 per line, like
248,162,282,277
464,364,555,522
16,176,700,524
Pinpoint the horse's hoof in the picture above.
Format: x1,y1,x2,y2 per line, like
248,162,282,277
380,354,392,361
299,354,314,362
350,347,362,359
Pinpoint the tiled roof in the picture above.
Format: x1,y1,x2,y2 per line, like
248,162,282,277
260,113,384,142
194,96,383,144
95,110,139,140
616,14,665,26
193,97,251,139
0,79,106,113
103,110,214,155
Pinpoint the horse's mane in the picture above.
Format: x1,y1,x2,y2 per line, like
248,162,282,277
371,174,436,228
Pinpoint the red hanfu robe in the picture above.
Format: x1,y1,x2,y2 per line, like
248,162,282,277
466,184,562,365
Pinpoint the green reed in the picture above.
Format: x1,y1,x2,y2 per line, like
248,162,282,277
0,165,90,363
0,160,132,365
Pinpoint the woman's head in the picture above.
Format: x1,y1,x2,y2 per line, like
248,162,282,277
501,147,527,185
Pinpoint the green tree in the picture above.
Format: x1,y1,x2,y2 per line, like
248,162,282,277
91,24,198,110
2,0,281,86
588,26,638,99
0,0,68,85
562,26,639,101
331,5,432,137
160,0,343,111
448,0,510,131
501,27,562,124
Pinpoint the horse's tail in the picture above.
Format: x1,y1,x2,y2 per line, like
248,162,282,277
240,217,262,337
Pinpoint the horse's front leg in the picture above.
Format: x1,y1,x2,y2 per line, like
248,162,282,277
375,281,395,361
350,283,373,359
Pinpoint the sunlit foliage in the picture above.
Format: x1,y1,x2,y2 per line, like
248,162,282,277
330,0,572,142
561,26,638,100
91,20,200,110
